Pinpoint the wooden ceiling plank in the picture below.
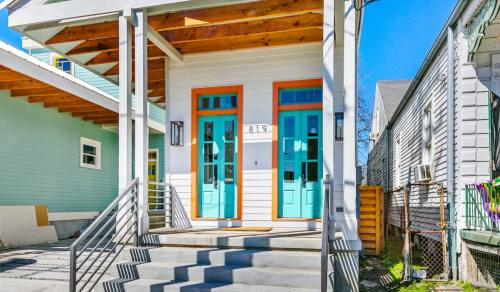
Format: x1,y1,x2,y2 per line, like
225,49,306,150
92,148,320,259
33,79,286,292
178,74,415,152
82,115,118,121
10,87,65,97
0,66,12,72
133,70,165,82
85,46,166,66
28,95,80,103
0,79,48,90
67,14,322,56
44,100,95,108
58,105,104,113
154,96,166,103
71,110,115,117
174,28,322,55
94,119,119,125
147,89,164,98
46,0,322,45
103,59,165,76
148,80,165,91
0,71,32,81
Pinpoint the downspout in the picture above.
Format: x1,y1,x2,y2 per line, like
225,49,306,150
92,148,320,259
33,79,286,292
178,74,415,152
386,129,390,189
447,25,457,282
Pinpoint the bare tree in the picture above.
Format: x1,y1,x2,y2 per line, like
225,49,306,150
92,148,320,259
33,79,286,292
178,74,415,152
358,71,372,167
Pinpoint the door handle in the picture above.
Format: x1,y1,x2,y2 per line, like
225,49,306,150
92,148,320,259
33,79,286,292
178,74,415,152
214,165,218,189
302,162,306,188
214,153,218,160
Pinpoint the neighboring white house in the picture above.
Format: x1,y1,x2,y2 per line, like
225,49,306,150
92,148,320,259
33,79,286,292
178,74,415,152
368,0,499,287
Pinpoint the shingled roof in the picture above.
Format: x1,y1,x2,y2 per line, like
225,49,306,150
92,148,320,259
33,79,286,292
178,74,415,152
377,79,413,120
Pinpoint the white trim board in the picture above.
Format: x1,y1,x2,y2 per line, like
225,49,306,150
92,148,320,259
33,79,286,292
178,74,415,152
48,211,100,221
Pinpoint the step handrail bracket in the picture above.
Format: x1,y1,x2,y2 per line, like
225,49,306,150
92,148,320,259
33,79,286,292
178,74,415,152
69,177,139,292
321,174,331,292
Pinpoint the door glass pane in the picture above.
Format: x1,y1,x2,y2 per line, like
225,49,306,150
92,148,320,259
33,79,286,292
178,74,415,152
204,121,213,141
307,115,319,137
284,139,294,160
307,139,318,160
204,165,213,184
284,162,295,183
83,145,96,155
202,98,210,109
152,165,156,175
227,95,237,108
225,121,234,141
281,91,294,104
204,143,213,162
213,96,220,108
225,142,234,162
284,116,295,138
225,165,234,184
295,90,308,103
307,162,318,182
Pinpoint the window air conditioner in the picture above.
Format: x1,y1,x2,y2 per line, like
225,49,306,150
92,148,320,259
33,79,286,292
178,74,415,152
415,165,432,182
369,133,377,141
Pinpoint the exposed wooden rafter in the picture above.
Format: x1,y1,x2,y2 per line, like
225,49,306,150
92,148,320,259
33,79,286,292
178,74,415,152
45,0,323,45
103,58,165,76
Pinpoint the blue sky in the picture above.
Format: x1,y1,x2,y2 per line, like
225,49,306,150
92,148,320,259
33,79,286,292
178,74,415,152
359,0,456,105
0,8,26,52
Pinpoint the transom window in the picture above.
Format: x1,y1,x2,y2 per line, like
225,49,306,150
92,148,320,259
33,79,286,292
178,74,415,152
80,137,101,170
199,94,237,110
279,87,322,105
54,57,72,74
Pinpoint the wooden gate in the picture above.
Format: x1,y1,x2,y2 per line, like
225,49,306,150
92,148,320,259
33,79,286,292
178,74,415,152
358,186,384,255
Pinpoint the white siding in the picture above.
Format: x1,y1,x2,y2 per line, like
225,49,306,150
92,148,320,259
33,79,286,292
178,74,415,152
167,43,345,229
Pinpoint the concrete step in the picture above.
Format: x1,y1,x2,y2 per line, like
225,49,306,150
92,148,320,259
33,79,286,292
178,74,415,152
109,261,324,290
140,228,328,250
97,277,318,292
120,247,325,270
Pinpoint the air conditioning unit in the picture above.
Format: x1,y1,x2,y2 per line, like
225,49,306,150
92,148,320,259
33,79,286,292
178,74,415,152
415,165,432,182
369,133,377,141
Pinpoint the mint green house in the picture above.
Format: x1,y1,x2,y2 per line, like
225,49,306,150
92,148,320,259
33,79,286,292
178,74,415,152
0,38,167,239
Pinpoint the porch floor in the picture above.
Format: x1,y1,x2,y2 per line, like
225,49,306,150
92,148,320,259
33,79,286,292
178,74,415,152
141,228,342,251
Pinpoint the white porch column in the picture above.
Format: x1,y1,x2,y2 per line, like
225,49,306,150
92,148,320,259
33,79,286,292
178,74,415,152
164,58,171,185
323,0,335,231
118,11,132,229
163,58,172,228
343,0,359,241
134,8,149,235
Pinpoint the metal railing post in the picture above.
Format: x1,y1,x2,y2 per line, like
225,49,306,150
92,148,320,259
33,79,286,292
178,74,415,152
321,174,330,292
69,244,76,292
134,186,139,247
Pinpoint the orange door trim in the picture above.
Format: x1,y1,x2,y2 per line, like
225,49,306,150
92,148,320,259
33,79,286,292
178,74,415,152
272,78,323,220
191,85,244,220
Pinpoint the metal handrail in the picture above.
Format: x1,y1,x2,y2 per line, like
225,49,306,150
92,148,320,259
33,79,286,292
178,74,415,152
321,174,331,292
148,180,173,228
70,177,139,292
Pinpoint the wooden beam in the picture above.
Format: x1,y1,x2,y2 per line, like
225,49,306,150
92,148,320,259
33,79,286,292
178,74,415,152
148,89,164,98
28,95,80,103
0,66,11,72
154,96,165,103
0,79,48,90
133,70,165,82
44,100,95,108
173,28,323,55
85,46,165,65
66,14,322,56
147,24,183,63
103,59,165,76
45,0,323,45
0,71,31,81
94,119,119,125
71,110,115,117
58,105,104,113
10,87,65,97
148,80,165,91
83,114,118,121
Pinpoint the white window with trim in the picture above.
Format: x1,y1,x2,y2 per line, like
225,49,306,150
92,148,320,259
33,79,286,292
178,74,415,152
80,137,101,170
422,101,434,166
396,135,401,187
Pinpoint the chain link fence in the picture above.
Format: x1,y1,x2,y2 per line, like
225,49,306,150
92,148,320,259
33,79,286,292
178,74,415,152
385,183,448,281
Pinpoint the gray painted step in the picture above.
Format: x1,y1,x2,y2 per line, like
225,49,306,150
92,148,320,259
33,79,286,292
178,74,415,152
109,261,322,289
97,277,317,292
120,247,325,270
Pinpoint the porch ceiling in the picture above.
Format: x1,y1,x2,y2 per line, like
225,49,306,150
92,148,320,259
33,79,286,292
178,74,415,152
20,0,324,109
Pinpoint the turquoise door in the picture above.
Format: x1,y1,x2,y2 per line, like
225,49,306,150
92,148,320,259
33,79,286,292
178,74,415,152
198,115,237,218
278,109,323,218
